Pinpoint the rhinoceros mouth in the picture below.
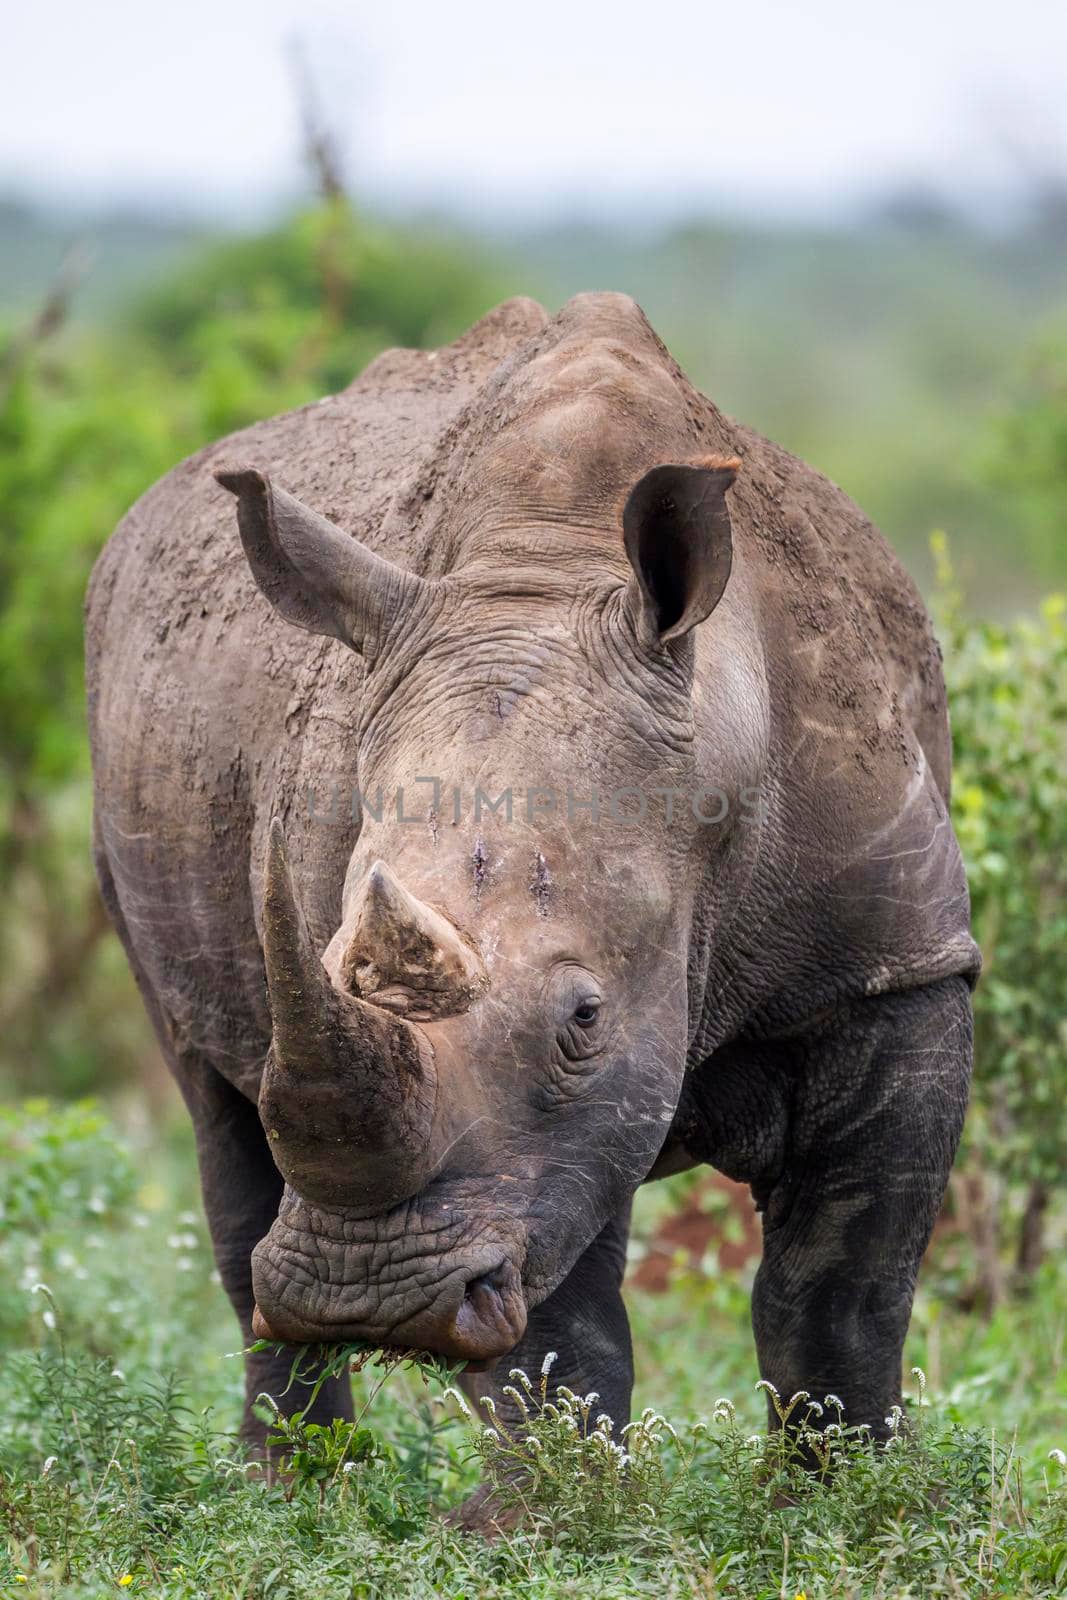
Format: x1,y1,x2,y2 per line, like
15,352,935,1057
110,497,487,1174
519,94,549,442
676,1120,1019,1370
250,1186,530,1362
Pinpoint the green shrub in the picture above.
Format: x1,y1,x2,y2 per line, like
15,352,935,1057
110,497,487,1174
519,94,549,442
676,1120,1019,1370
0,1099,137,1230
1,1103,1064,1598
989,318,1067,581
937,540,1067,1291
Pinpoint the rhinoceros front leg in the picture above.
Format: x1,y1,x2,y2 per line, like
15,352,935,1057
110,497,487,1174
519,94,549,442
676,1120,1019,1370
453,1205,633,1531
751,976,972,1436
177,1052,354,1446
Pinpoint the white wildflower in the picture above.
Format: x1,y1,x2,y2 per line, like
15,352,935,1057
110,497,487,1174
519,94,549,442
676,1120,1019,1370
1049,1449,1067,1467
540,1351,557,1377
42,1309,56,1331
442,1386,472,1418
41,1456,58,1477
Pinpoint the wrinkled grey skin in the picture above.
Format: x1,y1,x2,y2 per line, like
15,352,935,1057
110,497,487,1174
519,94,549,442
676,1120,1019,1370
86,294,979,1512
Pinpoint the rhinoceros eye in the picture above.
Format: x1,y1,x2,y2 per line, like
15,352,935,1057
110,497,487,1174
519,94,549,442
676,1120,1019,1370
546,965,608,1071
558,994,607,1067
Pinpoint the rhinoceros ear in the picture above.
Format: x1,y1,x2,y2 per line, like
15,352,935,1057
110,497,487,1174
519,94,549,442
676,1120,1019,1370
214,465,425,655
622,457,740,644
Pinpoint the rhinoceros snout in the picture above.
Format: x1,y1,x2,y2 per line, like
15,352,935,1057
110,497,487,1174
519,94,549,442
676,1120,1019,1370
251,1243,527,1363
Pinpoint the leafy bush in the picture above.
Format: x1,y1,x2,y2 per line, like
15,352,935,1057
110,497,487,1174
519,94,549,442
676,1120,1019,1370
1,1104,1065,1597
0,1098,137,1230
0,1100,221,1360
133,202,499,409
990,318,1067,581
935,540,1067,1295
3,1334,1067,1595
449,1369,1067,1592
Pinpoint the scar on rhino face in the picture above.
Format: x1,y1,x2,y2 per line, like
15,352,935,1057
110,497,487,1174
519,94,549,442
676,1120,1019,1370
472,836,488,901
530,851,551,918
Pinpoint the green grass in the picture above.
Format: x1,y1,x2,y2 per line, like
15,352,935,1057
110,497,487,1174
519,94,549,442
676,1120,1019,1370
1,1101,1065,1597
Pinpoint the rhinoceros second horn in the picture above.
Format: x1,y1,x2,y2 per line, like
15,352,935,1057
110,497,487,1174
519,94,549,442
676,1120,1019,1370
324,859,490,1020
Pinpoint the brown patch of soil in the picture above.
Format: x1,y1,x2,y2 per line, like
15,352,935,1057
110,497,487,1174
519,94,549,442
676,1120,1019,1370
630,1174,762,1293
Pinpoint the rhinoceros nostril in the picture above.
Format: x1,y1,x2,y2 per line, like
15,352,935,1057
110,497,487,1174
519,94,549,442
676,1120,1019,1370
463,1265,504,1309
450,1259,527,1362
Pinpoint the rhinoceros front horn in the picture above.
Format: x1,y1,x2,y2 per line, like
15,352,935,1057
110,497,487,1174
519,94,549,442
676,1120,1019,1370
258,819,439,1207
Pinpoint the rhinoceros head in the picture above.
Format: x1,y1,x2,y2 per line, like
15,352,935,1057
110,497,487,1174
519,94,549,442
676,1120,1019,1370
215,438,741,1363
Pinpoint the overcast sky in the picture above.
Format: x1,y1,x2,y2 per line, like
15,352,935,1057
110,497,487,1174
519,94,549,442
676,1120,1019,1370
5,0,1067,223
